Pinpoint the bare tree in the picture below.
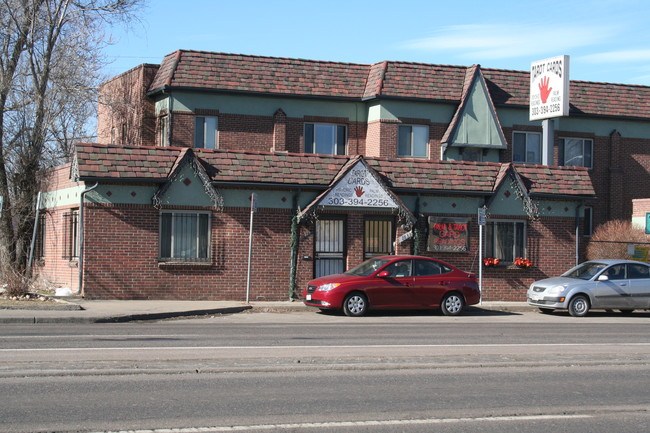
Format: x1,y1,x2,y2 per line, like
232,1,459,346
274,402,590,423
0,0,143,274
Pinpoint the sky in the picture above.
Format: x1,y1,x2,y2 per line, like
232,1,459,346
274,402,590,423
103,0,650,86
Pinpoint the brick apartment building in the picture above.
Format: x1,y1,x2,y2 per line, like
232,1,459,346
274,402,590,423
33,50,650,302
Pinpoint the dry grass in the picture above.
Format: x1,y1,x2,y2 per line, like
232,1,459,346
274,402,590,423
586,220,650,260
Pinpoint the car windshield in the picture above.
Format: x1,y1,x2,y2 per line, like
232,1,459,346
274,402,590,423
562,262,608,280
345,258,392,277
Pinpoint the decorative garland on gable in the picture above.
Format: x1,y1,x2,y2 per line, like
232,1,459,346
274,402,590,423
509,170,539,221
71,152,79,182
153,151,224,210
297,157,416,227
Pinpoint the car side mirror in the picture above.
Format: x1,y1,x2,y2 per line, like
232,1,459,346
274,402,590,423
597,275,609,281
378,271,391,278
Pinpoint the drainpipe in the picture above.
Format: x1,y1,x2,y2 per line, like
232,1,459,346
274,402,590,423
76,182,99,295
27,192,42,277
575,201,584,267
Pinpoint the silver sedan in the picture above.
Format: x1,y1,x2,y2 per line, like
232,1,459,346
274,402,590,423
527,259,650,316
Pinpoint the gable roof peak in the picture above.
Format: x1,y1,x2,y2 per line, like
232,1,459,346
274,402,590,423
153,146,223,210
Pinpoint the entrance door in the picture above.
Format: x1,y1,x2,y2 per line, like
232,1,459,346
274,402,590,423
315,217,346,278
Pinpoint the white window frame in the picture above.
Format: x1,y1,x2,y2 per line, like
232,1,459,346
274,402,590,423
194,116,218,149
485,220,527,263
398,125,429,158
159,115,169,147
559,137,593,168
159,211,211,261
512,131,541,164
304,123,347,155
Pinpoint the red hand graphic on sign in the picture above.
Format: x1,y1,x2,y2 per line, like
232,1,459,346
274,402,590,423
354,186,365,197
539,76,552,103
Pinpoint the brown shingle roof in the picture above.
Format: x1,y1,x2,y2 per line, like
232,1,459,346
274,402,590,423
74,143,179,180
73,144,595,198
514,164,594,196
148,50,650,120
150,50,369,99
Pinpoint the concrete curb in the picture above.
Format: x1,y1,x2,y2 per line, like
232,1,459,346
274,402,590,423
0,301,534,324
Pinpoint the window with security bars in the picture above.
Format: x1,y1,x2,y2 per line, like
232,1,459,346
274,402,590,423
34,213,46,260
62,210,79,260
364,217,394,259
314,217,345,278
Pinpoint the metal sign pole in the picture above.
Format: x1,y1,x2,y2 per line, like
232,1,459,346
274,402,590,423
246,193,257,304
478,224,483,305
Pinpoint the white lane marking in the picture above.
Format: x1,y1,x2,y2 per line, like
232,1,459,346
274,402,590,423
2,342,650,352
89,414,592,432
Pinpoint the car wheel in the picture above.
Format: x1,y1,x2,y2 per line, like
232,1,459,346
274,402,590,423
619,309,634,315
441,292,464,316
539,308,554,314
568,295,590,317
343,292,368,317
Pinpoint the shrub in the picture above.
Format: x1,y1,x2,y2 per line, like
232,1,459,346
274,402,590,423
586,220,650,260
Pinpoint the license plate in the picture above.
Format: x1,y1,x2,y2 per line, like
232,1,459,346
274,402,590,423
306,294,312,301
529,293,543,301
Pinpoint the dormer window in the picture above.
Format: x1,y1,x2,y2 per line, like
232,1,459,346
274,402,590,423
194,116,218,149
513,131,541,164
304,123,346,155
559,138,593,168
398,125,428,158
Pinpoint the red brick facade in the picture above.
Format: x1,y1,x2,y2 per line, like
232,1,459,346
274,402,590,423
97,64,158,146
38,50,650,303
39,202,581,301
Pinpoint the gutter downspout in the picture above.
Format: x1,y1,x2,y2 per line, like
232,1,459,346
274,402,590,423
76,182,99,295
575,201,585,267
27,192,42,277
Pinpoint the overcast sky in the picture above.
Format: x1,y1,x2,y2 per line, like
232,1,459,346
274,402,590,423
103,0,650,85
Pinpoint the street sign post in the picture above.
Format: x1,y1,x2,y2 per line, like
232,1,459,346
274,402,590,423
246,193,257,303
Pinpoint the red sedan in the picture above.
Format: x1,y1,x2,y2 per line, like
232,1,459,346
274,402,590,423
303,255,480,317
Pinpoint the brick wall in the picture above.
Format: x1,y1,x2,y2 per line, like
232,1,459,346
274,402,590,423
81,204,294,300
34,165,81,290
34,205,80,291
402,213,580,302
97,64,158,146
37,192,585,302
43,163,76,192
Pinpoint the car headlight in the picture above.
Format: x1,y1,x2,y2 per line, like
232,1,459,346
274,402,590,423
317,283,341,292
546,285,568,296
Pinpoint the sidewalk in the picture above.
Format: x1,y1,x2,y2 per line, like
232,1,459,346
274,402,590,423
0,298,534,324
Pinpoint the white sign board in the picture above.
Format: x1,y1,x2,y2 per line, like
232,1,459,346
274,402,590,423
529,55,570,121
321,161,396,208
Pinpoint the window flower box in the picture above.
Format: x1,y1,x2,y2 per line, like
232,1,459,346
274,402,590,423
514,257,532,268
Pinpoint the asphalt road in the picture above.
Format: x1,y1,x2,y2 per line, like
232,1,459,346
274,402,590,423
1,310,650,432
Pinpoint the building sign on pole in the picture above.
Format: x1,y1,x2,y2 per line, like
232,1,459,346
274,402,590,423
427,217,469,252
529,55,570,121
320,161,396,208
